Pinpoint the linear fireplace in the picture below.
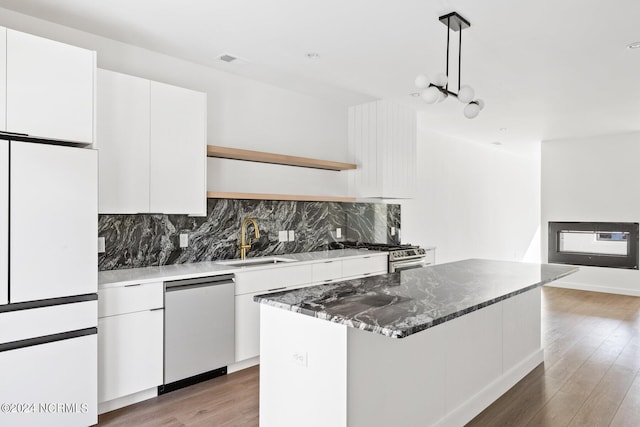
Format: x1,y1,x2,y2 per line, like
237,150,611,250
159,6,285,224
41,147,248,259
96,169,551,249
548,222,639,269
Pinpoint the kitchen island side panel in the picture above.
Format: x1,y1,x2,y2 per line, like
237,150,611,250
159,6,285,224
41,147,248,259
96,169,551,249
259,288,543,427
259,304,347,427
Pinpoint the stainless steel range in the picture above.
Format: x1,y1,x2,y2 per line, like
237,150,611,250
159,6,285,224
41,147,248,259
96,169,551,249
333,242,436,273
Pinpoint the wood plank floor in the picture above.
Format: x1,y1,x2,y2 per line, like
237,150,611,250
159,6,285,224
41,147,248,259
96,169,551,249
98,287,640,427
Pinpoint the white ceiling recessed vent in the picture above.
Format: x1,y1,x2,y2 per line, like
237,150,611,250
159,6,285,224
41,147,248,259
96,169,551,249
216,53,248,64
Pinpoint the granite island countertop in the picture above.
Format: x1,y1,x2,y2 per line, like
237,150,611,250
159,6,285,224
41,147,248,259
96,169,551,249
254,258,578,338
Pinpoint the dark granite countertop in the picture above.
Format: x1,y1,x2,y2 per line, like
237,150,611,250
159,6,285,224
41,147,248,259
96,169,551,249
254,259,578,338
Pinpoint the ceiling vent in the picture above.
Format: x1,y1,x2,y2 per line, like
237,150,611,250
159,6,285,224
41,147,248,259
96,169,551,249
216,53,248,64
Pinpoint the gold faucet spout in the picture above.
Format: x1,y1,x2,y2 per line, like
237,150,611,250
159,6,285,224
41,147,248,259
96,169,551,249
240,218,260,259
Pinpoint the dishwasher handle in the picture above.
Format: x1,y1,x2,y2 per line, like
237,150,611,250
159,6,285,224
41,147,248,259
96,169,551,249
165,274,235,292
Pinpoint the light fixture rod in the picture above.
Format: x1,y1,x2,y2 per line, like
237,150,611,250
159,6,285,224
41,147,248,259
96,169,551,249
446,15,450,91
458,23,462,92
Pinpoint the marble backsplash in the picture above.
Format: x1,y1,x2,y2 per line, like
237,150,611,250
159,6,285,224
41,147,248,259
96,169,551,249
98,199,401,271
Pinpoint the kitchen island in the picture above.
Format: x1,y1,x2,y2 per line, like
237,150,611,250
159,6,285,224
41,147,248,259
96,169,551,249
255,259,577,427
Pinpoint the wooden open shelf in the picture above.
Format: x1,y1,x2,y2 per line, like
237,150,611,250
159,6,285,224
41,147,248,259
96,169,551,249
207,192,356,203
207,145,357,171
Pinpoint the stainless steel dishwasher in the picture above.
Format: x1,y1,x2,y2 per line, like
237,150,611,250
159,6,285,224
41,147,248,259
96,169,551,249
160,274,235,394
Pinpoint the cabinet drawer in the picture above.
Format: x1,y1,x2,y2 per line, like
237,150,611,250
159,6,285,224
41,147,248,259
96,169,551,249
311,260,343,284
342,256,388,279
98,309,163,403
98,282,163,318
235,264,312,295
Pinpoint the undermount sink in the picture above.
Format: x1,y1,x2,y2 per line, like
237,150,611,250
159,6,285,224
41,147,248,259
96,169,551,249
216,257,297,267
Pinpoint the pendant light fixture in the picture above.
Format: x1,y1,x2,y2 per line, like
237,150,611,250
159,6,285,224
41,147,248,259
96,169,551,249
414,12,485,119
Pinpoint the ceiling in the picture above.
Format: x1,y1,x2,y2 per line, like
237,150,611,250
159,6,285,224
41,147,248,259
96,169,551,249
1,0,639,150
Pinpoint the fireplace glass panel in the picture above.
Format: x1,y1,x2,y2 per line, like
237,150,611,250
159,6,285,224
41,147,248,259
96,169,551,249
558,231,629,256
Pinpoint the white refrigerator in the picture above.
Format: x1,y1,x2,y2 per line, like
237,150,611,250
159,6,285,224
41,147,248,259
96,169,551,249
0,135,98,427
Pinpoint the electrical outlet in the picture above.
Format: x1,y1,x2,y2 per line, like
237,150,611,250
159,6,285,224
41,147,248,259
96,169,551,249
288,230,295,241
292,351,308,367
391,227,396,236
179,233,189,248
278,230,288,242
97,237,105,253
336,228,342,238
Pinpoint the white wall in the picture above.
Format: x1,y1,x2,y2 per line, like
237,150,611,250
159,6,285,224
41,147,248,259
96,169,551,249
541,132,640,296
0,7,349,197
402,127,541,264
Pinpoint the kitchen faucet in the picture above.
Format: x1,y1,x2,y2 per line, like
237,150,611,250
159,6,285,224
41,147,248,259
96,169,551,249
240,218,260,260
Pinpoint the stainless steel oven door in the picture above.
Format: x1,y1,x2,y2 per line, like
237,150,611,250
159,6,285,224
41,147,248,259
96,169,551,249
390,257,430,273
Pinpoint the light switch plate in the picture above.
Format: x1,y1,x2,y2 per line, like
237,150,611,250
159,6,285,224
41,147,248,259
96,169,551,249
97,237,105,253
336,228,342,238
288,230,295,241
278,230,288,242
179,233,189,248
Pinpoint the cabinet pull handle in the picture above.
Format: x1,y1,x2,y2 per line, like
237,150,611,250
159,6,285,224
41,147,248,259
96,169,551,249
324,260,334,264
150,307,163,311
267,287,287,292
363,273,372,276
363,256,371,259
124,284,141,287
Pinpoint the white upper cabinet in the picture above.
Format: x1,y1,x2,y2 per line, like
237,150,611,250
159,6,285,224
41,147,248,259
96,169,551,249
6,29,95,144
97,70,207,215
348,100,417,199
149,81,207,215
0,28,6,132
97,69,150,214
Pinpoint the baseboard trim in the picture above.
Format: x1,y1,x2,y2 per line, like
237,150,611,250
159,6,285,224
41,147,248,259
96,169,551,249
435,349,544,427
98,388,158,415
228,356,260,373
545,280,640,297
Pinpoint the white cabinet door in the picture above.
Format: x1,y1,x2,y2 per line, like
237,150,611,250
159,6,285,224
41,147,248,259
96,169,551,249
149,81,206,215
0,27,6,131
234,264,312,295
6,30,95,143
235,291,263,362
10,142,97,303
342,255,388,279
0,334,97,427
0,141,7,305
311,260,343,283
98,310,163,403
97,69,150,213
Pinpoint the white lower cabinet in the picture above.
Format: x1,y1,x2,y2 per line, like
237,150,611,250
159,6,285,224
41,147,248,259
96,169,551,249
98,282,163,412
235,291,264,362
0,334,97,427
311,260,343,283
98,310,163,403
234,254,388,364
342,255,387,279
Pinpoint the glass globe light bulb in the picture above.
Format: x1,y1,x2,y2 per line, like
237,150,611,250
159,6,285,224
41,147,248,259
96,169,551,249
433,73,448,87
464,102,481,119
421,86,440,104
476,99,485,110
458,85,475,103
414,74,430,90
